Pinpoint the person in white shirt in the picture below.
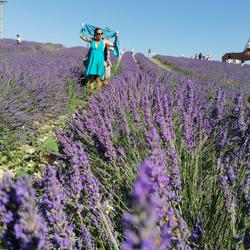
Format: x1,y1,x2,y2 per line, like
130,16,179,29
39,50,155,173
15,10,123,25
16,34,22,45
148,48,152,57
103,46,112,85
222,36,250,63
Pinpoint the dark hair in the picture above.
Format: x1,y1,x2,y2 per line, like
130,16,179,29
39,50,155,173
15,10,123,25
94,27,102,35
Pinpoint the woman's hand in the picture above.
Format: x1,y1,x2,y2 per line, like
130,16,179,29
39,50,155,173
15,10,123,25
80,34,92,43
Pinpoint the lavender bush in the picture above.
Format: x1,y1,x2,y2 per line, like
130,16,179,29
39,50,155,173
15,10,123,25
0,40,89,176
0,47,249,249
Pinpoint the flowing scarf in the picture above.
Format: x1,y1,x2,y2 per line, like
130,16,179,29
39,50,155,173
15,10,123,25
80,23,120,57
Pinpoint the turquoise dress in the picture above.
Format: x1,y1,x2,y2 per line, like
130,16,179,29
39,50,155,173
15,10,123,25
85,39,105,78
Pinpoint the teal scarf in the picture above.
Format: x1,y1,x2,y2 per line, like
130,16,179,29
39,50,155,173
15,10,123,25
80,23,120,57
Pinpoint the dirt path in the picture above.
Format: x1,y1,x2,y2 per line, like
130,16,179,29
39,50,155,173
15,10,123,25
149,57,172,72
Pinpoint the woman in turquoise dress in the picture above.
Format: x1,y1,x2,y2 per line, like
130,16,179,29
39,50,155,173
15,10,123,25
80,28,115,95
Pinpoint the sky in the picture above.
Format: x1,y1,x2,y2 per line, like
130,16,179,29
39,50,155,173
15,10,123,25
2,0,250,61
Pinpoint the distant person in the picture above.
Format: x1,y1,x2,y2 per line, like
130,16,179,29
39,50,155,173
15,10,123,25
148,48,152,57
222,37,250,63
103,28,116,82
103,46,112,85
16,34,22,45
130,47,134,55
80,27,116,95
198,53,203,60
120,48,126,60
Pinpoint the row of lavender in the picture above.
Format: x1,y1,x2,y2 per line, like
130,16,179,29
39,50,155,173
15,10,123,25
0,51,249,249
0,39,64,52
137,53,250,112
0,41,87,149
155,54,250,86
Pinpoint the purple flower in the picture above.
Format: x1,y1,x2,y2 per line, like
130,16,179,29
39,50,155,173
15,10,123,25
122,160,160,250
210,89,225,128
155,90,182,190
145,128,189,247
232,94,247,133
41,166,76,249
0,173,46,250
77,226,96,250
189,220,204,248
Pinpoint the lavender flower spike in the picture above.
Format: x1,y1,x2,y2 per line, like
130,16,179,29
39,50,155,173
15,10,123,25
122,160,160,250
0,173,46,250
14,175,47,250
41,166,76,249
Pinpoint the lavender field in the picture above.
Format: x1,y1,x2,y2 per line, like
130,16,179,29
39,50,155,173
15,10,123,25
0,41,249,250
0,40,90,175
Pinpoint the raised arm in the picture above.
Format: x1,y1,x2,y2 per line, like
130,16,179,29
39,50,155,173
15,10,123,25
104,39,115,48
80,34,92,43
